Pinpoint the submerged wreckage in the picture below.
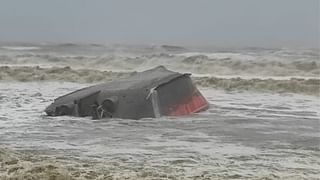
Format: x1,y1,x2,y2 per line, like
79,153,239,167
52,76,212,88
45,66,209,119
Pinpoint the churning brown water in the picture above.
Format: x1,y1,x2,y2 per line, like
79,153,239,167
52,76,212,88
0,44,319,179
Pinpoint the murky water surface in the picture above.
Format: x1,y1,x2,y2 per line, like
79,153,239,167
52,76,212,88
0,82,319,179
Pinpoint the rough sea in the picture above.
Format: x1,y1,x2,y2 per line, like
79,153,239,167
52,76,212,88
0,43,319,179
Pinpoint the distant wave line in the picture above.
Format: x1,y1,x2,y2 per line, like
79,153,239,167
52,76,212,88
0,66,318,96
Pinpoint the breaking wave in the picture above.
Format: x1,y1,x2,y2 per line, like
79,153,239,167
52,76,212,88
0,46,41,51
194,76,320,96
1,66,319,95
0,66,133,83
0,50,319,77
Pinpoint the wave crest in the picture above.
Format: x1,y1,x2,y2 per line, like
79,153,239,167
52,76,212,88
194,77,320,96
0,66,133,83
0,50,319,77
1,66,319,95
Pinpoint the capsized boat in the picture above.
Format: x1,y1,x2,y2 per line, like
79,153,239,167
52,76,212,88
45,66,209,119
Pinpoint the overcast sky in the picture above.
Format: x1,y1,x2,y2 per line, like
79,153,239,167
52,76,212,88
0,0,319,48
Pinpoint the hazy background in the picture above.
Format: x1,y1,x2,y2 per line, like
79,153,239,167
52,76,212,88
0,0,319,48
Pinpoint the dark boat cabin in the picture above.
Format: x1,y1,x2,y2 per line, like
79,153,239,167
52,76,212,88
45,66,209,119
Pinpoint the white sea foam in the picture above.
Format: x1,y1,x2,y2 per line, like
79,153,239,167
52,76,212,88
1,46,41,51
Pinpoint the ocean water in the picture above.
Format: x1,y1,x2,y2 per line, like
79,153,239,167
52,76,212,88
0,43,319,179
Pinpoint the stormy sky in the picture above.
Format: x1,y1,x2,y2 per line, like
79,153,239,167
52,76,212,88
0,0,319,48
